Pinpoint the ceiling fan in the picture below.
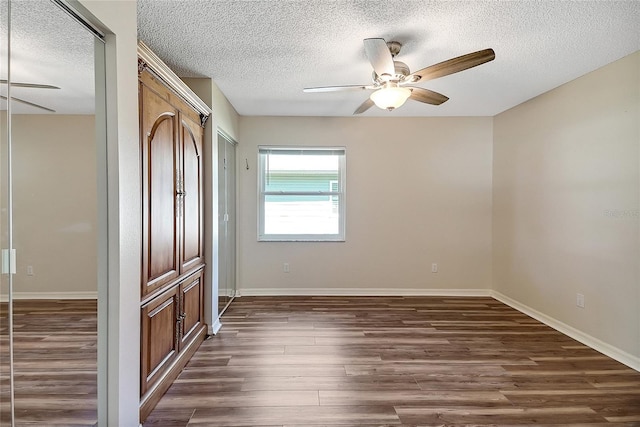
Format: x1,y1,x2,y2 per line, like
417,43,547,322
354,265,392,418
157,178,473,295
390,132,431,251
303,38,495,114
0,79,59,113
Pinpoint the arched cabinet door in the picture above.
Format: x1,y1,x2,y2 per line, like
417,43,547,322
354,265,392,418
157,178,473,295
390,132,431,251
138,42,211,422
140,84,180,297
180,117,204,274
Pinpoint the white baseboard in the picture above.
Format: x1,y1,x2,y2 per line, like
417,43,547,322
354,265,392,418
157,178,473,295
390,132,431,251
236,288,491,297
492,290,640,372
1,291,97,302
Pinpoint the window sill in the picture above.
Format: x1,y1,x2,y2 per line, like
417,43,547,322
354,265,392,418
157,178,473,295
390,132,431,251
258,238,345,242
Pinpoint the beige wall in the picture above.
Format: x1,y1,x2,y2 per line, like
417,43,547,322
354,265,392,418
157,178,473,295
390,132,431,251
185,78,239,136
12,115,96,296
183,77,239,140
493,52,640,359
183,77,240,331
212,80,240,141
238,116,494,294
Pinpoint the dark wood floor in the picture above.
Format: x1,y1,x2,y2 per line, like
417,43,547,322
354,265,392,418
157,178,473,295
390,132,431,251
0,300,97,426
2,297,639,426
144,296,640,427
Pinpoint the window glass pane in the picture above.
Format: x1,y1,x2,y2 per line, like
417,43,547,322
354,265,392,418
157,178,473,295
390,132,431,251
265,153,339,193
265,195,340,235
259,147,345,241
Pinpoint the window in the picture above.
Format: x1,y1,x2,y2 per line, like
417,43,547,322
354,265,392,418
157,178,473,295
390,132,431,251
258,147,346,241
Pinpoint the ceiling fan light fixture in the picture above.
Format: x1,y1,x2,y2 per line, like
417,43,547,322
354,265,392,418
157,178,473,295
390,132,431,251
304,38,495,115
370,83,411,111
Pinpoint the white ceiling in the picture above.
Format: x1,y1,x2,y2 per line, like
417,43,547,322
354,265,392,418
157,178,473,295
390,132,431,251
137,0,640,118
3,1,638,117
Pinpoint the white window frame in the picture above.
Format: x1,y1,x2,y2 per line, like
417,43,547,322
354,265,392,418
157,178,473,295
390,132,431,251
329,179,339,214
258,146,346,242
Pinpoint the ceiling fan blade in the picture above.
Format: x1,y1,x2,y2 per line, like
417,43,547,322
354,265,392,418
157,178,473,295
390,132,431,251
0,94,56,112
304,84,374,93
411,48,495,82
353,98,375,115
409,87,449,105
363,38,395,77
0,79,60,89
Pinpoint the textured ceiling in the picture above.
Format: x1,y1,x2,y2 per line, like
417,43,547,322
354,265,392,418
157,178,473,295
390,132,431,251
3,1,638,117
137,0,640,117
1,0,95,115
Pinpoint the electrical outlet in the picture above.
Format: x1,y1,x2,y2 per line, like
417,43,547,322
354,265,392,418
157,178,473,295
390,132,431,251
283,263,290,273
431,263,438,273
26,265,34,276
576,293,585,308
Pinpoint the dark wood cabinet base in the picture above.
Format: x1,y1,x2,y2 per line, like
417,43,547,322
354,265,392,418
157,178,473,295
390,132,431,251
139,322,206,421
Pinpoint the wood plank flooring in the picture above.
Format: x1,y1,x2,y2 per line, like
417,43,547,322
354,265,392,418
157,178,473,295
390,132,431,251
144,296,640,427
0,300,97,426
2,297,639,426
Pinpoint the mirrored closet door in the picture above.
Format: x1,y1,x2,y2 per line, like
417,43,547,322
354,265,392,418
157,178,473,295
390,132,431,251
218,131,236,315
1,0,10,422
1,1,106,425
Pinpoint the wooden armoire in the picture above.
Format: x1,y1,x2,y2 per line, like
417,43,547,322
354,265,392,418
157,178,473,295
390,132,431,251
137,41,211,420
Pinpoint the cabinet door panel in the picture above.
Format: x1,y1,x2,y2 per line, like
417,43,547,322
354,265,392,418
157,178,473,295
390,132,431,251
180,117,204,273
141,286,179,395
141,84,180,296
180,270,204,349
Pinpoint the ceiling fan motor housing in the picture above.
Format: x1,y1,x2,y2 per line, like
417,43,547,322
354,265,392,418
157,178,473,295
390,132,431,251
372,61,411,84
387,41,402,57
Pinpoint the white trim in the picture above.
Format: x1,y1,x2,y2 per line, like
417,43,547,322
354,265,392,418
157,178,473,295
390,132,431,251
1,291,98,301
257,146,346,242
236,288,491,297
209,319,222,335
492,290,640,372
137,40,211,118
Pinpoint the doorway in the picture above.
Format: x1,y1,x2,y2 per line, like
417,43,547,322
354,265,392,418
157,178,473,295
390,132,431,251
217,131,236,315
